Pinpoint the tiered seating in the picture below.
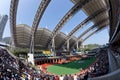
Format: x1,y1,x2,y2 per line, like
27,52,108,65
0,47,111,80
88,49,109,77
0,47,41,79
34,53,53,58
72,49,109,80
0,48,19,79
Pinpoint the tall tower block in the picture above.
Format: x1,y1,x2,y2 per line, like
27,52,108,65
0,15,8,41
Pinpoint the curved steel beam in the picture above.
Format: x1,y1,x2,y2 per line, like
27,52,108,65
29,0,51,53
46,0,92,47
60,8,108,48
108,0,120,40
10,0,19,46
52,0,92,36
31,0,51,35
82,25,107,43
110,21,120,44
72,23,109,49
71,18,109,48
108,0,120,46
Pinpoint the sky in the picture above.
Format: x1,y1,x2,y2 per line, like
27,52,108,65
0,0,109,45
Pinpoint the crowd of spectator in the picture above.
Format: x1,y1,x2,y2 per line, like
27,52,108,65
0,47,19,79
87,49,109,78
0,47,40,80
0,47,109,80
110,46,120,57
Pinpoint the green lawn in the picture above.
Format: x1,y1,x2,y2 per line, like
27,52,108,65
47,57,96,75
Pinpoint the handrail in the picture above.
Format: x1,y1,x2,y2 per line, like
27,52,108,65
88,68,120,80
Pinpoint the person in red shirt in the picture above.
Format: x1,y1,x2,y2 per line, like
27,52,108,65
54,75,59,80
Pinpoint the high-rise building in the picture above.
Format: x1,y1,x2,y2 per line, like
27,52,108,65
0,14,8,41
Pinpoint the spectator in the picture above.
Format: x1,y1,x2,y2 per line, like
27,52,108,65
55,75,59,80
74,74,77,80
68,74,74,80
59,75,63,80
63,74,68,80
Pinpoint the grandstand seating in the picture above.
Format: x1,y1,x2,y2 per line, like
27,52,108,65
0,47,41,79
88,68,120,80
0,46,113,80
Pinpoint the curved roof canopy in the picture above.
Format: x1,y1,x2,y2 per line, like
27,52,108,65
16,24,77,49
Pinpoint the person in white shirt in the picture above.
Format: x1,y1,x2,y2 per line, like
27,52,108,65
74,74,77,80
59,75,63,80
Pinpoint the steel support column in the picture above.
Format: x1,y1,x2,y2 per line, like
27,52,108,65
30,36,34,54
67,39,70,50
76,41,78,50
51,36,56,56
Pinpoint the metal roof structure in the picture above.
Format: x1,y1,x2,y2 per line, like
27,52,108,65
15,24,77,49
10,0,119,51
59,8,109,49
46,0,92,47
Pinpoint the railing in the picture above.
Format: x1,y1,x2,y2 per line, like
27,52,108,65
88,68,120,80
